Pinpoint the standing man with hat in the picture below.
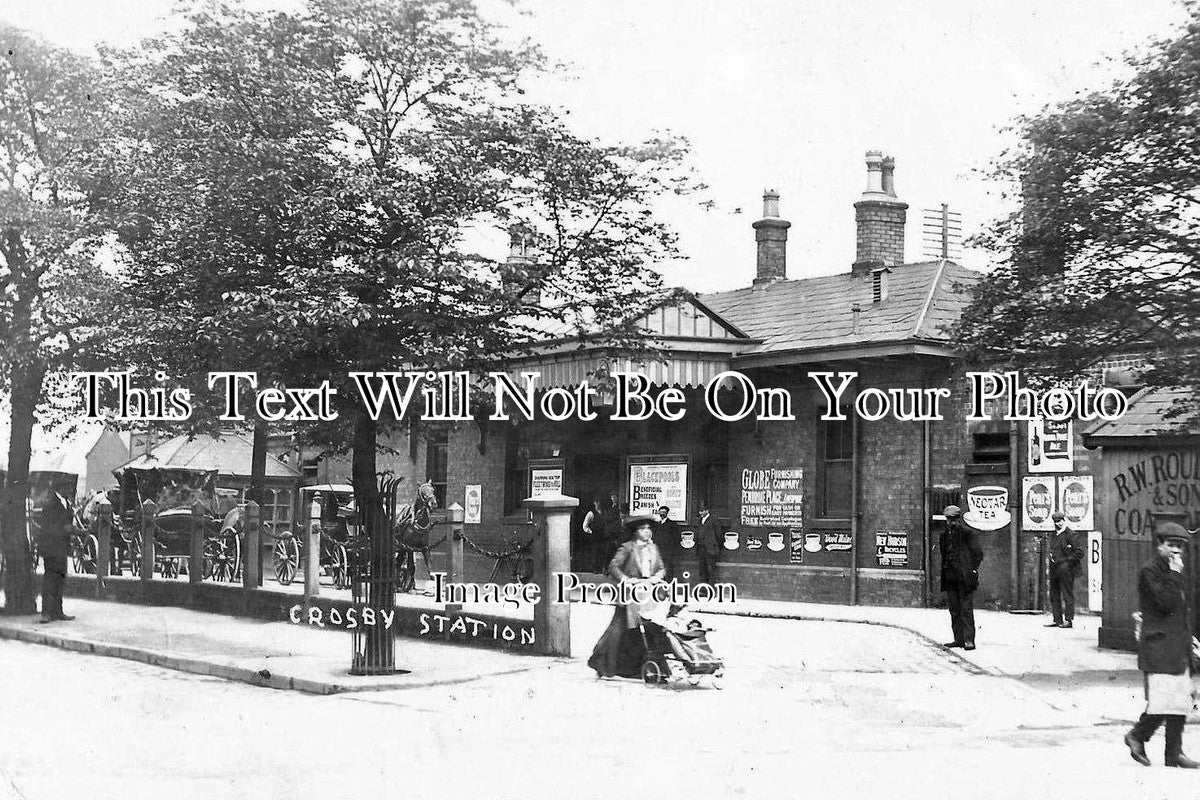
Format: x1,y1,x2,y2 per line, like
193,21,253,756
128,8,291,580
1046,511,1084,628
1124,522,1198,769
940,505,983,651
38,491,76,623
695,503,721,586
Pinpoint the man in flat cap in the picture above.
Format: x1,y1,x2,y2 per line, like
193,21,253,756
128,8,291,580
1124,522,1198,768
1046,511,1084,628
940,505,983,650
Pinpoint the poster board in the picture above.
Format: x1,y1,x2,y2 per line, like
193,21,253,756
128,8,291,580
1058,475,1095,531
739,467,803,527
628,460,688,521
1021,476,1055,531
529,460,563,499
1028,418,1074,473
464,485,482,523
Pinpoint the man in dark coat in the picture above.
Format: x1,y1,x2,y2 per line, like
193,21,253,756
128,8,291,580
652,505,682,580
940,505,983,650
1046,511,1084,628
695,503,721,585
1124,523,1198,769
38,491,76,623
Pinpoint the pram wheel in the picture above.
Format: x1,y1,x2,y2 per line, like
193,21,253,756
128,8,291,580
641,660,666,685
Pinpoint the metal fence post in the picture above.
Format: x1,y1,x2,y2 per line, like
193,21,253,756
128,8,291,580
140,499,156,581
525,495,577,657
189,502,206,585
96,500,112,598
242,501,261,592
446,503,464,612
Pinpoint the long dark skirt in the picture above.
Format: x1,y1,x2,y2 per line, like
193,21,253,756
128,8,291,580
587,605,646,678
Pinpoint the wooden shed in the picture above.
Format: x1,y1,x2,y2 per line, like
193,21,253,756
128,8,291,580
1083,387,1200,650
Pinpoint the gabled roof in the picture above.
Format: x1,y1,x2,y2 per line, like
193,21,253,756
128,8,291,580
115,433,300,479
1083,387,1200,445
700,260,982,363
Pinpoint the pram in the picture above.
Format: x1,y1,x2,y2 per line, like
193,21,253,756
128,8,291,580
639,607,725,689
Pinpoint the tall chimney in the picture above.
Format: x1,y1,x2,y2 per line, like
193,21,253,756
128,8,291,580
853,151,908,273
507,226,540,305
752,189,790,285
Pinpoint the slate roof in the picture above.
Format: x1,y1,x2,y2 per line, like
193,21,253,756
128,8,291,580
699,260,981,359
1083,387,1200,442
115,433,300,479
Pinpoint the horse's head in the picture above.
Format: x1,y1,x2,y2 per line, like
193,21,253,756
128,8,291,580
416,481,438,512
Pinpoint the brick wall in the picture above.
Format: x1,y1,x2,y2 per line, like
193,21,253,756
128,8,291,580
854,201,907,267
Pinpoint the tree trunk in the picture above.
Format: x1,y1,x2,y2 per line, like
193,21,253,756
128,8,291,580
248,420,268,505
352,407,395,671
1,370,43,615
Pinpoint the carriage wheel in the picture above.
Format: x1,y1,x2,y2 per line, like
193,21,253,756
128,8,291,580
129,536,142,577
329,544,349,590
641,660,666,685
513,553,533,585
80,535,98,575
214,531,239,583
71,537,83,574
274,539,298,585
202,537,215,580
396,551,416,594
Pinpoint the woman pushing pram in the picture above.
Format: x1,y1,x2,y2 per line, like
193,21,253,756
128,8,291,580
587,516,724,688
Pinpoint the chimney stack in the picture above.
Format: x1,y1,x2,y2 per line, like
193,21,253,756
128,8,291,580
853,151,908,274
752,189,791,285
507,226,540,305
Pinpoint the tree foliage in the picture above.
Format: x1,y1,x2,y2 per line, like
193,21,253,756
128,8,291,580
0,23,116,611
957,4,1200,416
104,0,694,511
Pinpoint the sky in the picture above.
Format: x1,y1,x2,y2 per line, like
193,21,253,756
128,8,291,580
2,0,1192,293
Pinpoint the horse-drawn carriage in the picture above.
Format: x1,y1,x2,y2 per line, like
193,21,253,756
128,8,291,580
262,480,438,592
97,465,243,582
258,484,357,589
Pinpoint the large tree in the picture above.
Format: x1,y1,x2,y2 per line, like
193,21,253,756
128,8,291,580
109,0,691,488
101,4,350,505
0,24,116,613
956,7,1200,417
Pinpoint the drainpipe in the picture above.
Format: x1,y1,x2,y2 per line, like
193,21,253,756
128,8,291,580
922,376,932,608
850,400,861,605
1009,421,1020,607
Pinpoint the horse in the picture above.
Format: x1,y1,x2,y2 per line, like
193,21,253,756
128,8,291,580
391,481,438,593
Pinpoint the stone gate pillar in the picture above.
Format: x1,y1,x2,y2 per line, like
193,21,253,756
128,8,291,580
525,495,578,657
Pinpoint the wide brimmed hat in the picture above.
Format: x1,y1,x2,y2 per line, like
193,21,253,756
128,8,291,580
1155,522,1192,545
943,505,962,518
624,515,656,535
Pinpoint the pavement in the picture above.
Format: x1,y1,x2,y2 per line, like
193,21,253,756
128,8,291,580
1,605,1192,800
0,599,559,694
0,584,1159,726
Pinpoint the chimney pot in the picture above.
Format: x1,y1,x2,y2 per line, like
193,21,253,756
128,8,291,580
864,150,884,195
881,156,896,198
762,189,780,219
